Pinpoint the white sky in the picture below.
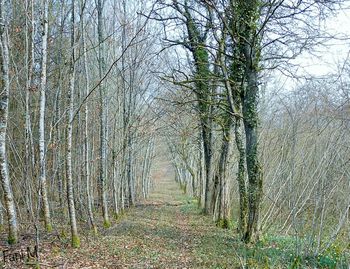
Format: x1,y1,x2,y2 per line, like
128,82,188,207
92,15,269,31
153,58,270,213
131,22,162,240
293,8,350,77
265,7,350,97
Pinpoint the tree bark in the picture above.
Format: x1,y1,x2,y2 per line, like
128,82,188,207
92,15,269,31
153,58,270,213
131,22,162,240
81,0,96,234
212,122,231,227
242,61,263,243
24,0,35,220
66,1,80,248
38,0,52,232
97,0,110,228
238,0,263,243
0,0,18,243
234,118,248,236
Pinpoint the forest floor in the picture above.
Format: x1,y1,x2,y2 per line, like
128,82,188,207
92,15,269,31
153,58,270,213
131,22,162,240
1,166,349,268
40,168,248,268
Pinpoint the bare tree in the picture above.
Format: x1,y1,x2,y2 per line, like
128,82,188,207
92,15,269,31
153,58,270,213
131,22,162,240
97,0,110,228
38,0,52,232
81,0,97,234
66,0,80,248
0,0,18,244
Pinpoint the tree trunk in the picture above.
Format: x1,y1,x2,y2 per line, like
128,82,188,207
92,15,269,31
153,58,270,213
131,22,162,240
235,118,248,236
97,0,110,228
24,0,34,220
201,120,212,214
240,0,263,241
38,0,51,232
242,62,263,243
228,0,263,243
54,0,65,211
217,30,248,236
212,124,231,227
81,0,96,234
0,1,18,243
66,1,80,248
127,135,135,206
175,2,214,214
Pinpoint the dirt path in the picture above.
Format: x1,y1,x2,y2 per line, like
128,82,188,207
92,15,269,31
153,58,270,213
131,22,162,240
2,169,348,268
16,166,240,269
0,164,239,269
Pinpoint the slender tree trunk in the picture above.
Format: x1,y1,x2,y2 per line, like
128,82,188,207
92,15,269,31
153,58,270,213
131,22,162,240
81,1,96,234
172,2,214,213
182,3,213,213
142,137,154,199
111,96,119,218
211,169,219,215
55,84,63,208
54,1,65,210
24,0,34,220
112,149,119,217
0,199,3,230
142,138,151,199
127,135,135,206
201,121,212,214
141,147,147,199
38,0,52,232
121,0,128,211
66,1,80,248
0,1,18,243
198,136,204,208
146,142,153,193
97,0,110,228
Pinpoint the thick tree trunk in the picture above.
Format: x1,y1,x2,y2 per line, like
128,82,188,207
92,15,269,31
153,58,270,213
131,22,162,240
38,0,51,232
0,2,18,243
229,0,263,243
212,124,231,227
240,5,263,240
242,62,263,243
235,118,248,236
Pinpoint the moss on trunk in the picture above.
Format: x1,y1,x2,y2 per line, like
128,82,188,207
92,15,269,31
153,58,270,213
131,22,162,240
72,234,81,248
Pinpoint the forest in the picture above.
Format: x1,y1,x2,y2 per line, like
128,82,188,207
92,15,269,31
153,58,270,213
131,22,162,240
0,0,349,268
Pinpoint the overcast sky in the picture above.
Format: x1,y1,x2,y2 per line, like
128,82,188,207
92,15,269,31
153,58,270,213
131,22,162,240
294,7,350,77
265,6,350,97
